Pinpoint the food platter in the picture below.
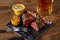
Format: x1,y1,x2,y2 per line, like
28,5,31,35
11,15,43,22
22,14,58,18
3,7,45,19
6,11,53,40
0,10,53,40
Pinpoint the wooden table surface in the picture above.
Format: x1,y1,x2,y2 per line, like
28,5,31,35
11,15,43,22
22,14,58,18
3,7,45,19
0,0,60,40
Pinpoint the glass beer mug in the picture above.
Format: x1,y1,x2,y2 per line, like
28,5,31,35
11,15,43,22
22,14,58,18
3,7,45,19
37,0,52,18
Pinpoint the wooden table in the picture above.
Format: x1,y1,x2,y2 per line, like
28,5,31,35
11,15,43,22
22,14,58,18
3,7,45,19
0,0,60,40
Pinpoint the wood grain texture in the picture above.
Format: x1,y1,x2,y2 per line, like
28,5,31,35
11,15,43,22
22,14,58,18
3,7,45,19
0,0,60,40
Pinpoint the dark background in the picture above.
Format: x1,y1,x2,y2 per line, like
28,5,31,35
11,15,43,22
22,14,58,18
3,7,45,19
0,0,60,40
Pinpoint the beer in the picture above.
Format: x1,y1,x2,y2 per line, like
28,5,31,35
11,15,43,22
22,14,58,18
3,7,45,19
37,0,52,18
